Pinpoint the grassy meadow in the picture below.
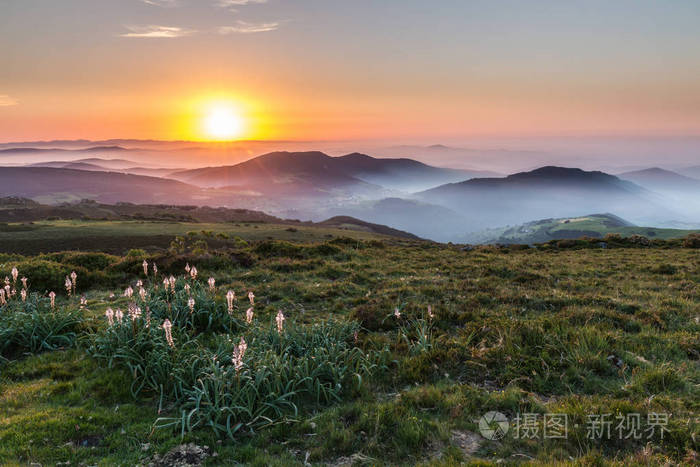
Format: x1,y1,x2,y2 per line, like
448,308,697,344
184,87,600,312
0,224,698,465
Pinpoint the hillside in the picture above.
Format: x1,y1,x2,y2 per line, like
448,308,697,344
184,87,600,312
0,232,698,465
169,151,482,193
618,167,700,191
0,167,201,205
462,213,699,244
417,166,665,230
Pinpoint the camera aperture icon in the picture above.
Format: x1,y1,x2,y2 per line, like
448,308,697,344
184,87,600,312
479,411,509,440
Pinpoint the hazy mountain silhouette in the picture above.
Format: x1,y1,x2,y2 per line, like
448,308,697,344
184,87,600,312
0,167,200,204
619,167,700,191
417,166,666,230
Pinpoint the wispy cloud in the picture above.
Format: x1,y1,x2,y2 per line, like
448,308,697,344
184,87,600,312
216,0,268,7
140,0,179,6
0,95,18,106
120,25,196,38
218,20,279,34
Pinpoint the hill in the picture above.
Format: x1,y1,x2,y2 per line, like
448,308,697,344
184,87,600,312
462,213,699,244
618,167,700,191
170,151,482,193
417,166,665,230
0,167,202,205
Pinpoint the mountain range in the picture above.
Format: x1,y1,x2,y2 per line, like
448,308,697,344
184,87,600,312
1,149,698,242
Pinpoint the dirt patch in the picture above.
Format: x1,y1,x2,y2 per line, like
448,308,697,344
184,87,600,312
451,430,481,457
150,443,211,467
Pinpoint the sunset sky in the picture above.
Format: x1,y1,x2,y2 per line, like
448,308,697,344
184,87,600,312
1,0,700,142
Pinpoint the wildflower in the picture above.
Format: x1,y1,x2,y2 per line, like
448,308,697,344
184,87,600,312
184,283,191,295
152,263,158,276
21,277,27,290
232,337,247,373
114,308,124,324
109,293,115,299
168,275,176,291
246,307,254,324
190,266,198,280
226,290,235,313
65,276,72,296
4,284,10,297
136,280,143,288
20,289,27,302
4,276,9,286
276,309,285,334
142,259,148,276
185,263,191,273
248,291,255,306
162,319,174,347
128,303,141,320
124,286,133,298
10,288,15,297
208,277,215,291
427,305,435,320
139,287,147,301
394,307,401,319
105,308,114,326
80,295,87,309
0,289,6,306
354,330,359,343
145,307,151,328
49,291,56,309
11,267,18,283
163,277,170,289
188,297,195,313
70,271,77,293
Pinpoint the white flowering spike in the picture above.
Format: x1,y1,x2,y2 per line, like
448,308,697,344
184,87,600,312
11,267,18,283
70,271,77,293
168,276,176,292
245,307,254,324
248,291,254,306
80,295,87,308
232,337,247,373
185,263,191,273
4,276,10,286
49,291,56,309
188,297,195,313
190,266,198,280
427,305,434,320
184,283,191,295
142,260,149,276
128,303,141,320
226,290,235,313
208,277,215,291
163,278,170,289
145,307,151,328
115,308,124,323
276,310,285,334
124,286,133,298
21,277,28,290
65,276,72,296
136,280,143,288
162,319,174,347
0,289,6,306
394,307,401,319
105,308,114,326
20,289,27,302
139,287,146,301
152,263,158,276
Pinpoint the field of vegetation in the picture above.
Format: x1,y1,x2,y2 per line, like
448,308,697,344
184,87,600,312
0,225,698,465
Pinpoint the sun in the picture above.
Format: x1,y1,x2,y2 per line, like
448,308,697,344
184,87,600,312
203,105,244,140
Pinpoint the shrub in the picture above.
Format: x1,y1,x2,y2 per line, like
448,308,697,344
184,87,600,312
682,233,700,248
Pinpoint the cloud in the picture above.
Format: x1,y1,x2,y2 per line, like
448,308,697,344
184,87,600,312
218,20,279,34
216,0,268,6
120,25,196,38
0,95,18,106
140,0,179,6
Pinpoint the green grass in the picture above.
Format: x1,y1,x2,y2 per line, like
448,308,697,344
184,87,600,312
1,233,698,465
